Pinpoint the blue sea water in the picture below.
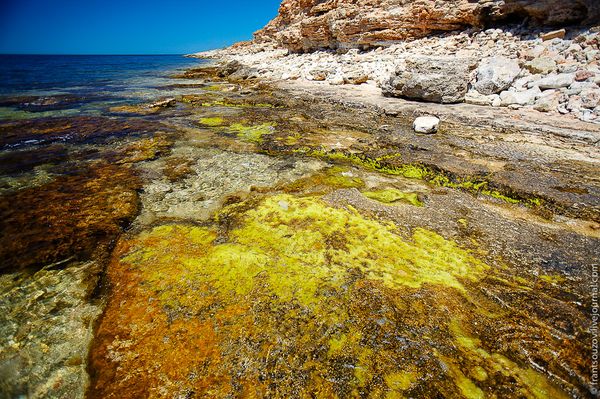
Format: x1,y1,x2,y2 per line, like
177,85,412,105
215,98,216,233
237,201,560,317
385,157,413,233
0,54,207,119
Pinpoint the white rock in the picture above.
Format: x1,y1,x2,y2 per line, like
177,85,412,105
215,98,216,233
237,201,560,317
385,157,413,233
474,56,521,95
491,95,502,107
530,73,575,89
580,89,600,109
465,90,494,105
533,90,560,112
566,81,598,95
413,116,440,134
524,57,556,74
500,86,542,106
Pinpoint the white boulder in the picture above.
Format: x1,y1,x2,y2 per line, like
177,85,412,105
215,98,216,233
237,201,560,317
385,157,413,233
413,116,440,134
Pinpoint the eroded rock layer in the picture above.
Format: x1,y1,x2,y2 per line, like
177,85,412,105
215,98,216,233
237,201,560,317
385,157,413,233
254,0,600,52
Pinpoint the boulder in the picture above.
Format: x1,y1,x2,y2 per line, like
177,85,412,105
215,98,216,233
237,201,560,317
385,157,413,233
533,90,561,112
382,55,477,103
474,57,521,95
530,73,575,89
413,116,440,134
524,57,557,74
500,87,542,106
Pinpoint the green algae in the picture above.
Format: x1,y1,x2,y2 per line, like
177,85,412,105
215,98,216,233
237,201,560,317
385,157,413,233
199,116,224,127
229,122,276,144
295,148,544,208
363,189,423,207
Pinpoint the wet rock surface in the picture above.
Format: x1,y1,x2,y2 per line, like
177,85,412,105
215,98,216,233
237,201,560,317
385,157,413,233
0,62,598,398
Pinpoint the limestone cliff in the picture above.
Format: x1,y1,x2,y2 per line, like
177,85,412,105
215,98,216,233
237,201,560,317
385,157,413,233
254,0,600,52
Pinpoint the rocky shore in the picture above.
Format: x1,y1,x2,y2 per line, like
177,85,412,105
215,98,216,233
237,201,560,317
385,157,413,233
192,0,600,125
1,1,600,398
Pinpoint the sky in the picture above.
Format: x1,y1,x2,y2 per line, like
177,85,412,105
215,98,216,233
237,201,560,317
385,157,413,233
0,0,281,54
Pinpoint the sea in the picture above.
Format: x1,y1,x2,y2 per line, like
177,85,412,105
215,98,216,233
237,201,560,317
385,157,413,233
0,54,207,119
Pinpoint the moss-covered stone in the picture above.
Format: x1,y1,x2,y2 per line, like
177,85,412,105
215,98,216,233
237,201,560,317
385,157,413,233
363,189,423,207
229,122,276,144
199,116,225,127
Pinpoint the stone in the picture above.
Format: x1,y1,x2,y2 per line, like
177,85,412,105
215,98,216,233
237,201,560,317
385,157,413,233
413,116,440,134
580,89,600,109
524,57,557,74
500,87,542,106
491,95,502,107
530,73,575,89
473,56,521,95
149,98,176,108
382,55,477,103
343,68,369,85
533,90,561,112
327,72,345,85
567,95,583,111
575,70,595,81
465,90,494,106
307,68,329,81
566,81,598,95
541,29,566,41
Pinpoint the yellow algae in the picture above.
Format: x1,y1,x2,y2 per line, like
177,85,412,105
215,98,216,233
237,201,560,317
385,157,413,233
283,166,364,194
229,122,276,144
199,116,224,126
385,371,417,391
363,189,423,207
120,193,490,320
471,366,488,382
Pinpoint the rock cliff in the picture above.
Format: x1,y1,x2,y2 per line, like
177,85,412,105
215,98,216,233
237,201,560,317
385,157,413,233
255,0,600,52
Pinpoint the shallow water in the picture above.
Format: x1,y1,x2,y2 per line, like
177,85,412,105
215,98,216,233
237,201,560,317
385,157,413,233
0,56,597,398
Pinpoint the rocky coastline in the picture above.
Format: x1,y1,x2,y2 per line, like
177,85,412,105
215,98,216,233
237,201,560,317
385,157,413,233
192,0,600,126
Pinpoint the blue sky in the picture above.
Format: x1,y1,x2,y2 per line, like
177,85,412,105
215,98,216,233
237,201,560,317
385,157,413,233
0,0,281,54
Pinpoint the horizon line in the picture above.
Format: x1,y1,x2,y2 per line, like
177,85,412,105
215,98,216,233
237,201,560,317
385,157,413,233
0,53,191,56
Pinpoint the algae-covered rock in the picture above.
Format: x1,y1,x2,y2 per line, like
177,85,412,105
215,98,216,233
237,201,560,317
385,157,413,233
363,188,423,206
90,193,571,398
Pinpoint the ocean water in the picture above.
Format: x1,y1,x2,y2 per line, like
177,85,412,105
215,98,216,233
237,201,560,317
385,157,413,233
0,54,207,118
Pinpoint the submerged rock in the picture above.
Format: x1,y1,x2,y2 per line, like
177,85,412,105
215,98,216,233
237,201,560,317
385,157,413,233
0,163,141,271
0,261,103,399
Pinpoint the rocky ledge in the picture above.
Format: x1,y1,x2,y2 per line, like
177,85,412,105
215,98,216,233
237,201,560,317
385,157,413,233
192,0,600,125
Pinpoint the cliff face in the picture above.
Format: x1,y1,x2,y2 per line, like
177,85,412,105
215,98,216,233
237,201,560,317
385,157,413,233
254,0,600,52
